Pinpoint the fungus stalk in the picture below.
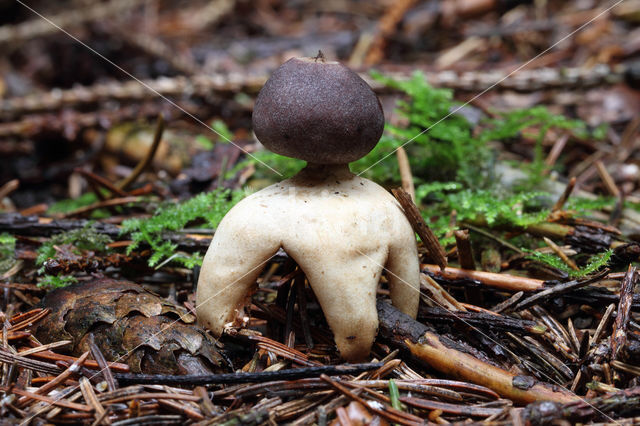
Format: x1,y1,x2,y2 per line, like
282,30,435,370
196,56,421,361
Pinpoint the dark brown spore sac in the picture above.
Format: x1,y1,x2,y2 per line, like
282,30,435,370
252,57,384,164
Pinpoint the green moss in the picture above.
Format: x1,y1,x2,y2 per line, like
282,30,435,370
34,225,110,290
354,71,492,188
232,150,306,180
483,107,589,188
525,249,612,278
196,119,235,150
0,233,15,255
566,196,617,212
354,72,605,248
0,232,16,274
47,192,98,214
195,135,214,150
211,119,234,142
47,192,113,219
564,195,640,216
120,188,245,267
36,224,113,269
417,182,552,245
38,274,78,289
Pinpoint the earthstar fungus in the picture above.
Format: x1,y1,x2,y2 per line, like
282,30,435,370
196,55,421,361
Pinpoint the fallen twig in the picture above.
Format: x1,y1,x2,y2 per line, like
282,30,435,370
392,188,447,269
423,264,544,292
512,270,608,311
113,363,384,386
117,115,165,191
610,265,637,362
418,305,546,335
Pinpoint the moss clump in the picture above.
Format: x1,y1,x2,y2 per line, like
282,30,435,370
38,274,78,289
0,233,16,274
353,71,490,187
36,224,113,270
525,249,612,278
121,188,245,267
353,72,593,189
416,182,552,245
34,225,111,289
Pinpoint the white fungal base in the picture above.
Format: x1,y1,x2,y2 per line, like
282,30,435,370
196,164,420,361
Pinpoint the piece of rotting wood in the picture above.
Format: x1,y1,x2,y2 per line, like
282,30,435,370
392,188,447,270
0,213,213,251
454,229,483,304
591,303,616,347
420,306,544,335
454,230,475,270
490,291,523,313
376,301,578,405
611,265,637,362
0,65,628,117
